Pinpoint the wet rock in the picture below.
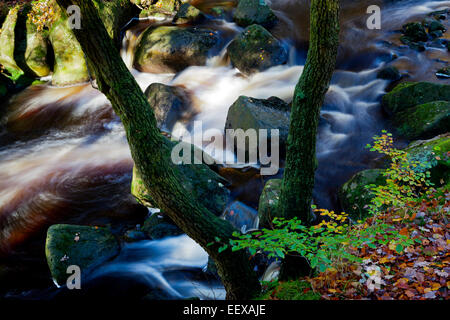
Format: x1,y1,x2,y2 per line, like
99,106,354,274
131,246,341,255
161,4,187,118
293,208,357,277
223,201,258,232
402,22,428,42
258,179,282,229
405,134,450,188
93,0,139,43
134,26,220,73
142,213,183,239
45,224,120,286
123,228,148,242
144,83,195,132
227,24,288,75
0,6,25,80
428,20,446,33
49,4,89,86
131,139,230,216
233,0,277,29
225,95,290,149
392,101,450,140
436,66,450,79
382,82,450,115
377,66,401,81
338,169,386,220
173,3,206,25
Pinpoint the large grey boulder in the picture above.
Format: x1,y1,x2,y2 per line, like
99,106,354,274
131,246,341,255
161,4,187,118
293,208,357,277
227,24,287,75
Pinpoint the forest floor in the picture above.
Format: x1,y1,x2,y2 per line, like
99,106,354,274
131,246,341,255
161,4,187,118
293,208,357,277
259,190,449,300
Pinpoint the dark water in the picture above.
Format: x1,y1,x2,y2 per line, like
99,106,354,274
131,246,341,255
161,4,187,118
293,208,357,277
0,0,448,299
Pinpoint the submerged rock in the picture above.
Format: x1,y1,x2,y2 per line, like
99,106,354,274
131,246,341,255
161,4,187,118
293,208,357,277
225,95,290,149
376,66,401,81
382,82,450,114
93,0,139,43
258,179,282,229
134,26,220,73
173,3,206,25
392,101,450,140
233,0,277,29
142,213,183,239
45,224,120,286
227,24,287,75
338,169,386,220
402,22,428,42
49,4,89,86
144,83,195,132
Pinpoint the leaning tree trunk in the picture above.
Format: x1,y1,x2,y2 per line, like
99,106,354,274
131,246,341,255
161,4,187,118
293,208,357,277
55,0,260,299
278,0,340,280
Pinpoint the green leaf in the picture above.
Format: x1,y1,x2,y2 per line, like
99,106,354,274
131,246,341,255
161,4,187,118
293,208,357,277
395,244,403,254
218,244,228,253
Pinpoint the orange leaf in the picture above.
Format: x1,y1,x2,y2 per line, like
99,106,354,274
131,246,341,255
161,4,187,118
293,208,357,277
399,227,409,236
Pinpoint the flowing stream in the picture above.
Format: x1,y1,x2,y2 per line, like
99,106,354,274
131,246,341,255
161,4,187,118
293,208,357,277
0,0,448,299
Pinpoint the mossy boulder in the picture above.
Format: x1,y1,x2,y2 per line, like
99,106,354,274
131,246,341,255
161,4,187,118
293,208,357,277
144,83,194,132
401,22,428,42
0,6,24,80
382,82,450,115
225,95,290,149
338,169,387,220
173,3,206,25
405,134,450,188
45,224,120,286
392,101,450,140
24,14,51,77
142,212,183,239
233,0,277,29
227,24,287,75
49,4,89,86
131,139,230,216
258,179,282,229
134,26,220,73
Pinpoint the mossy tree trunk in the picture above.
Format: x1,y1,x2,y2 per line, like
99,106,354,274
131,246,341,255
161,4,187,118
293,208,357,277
55,0,260,300
278,0,340,279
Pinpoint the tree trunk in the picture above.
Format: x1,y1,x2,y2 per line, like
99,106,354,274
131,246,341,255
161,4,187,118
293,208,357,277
55,0,260,300
278,0,340,279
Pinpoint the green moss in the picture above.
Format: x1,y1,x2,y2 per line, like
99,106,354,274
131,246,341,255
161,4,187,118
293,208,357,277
258,179,282,229
393,101,450,139
256,280,321,300
45,224,120,286
338,169,387,220
382,82,450,115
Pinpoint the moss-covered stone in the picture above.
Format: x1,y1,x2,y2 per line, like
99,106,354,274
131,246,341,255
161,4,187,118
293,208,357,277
0,6,24,80
49,3,89,86
25,15,50,77
258,179,282,229
144,82,194,132
233,0,277,29
402,22,428,42
225,95,290,149
45,224,120,286
134,26,219,73
227,24,287,75
131,139,230,216
392,101,450,140
338,169,387,220
405,134,450,188
382,82,450,115
173,3,206,25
